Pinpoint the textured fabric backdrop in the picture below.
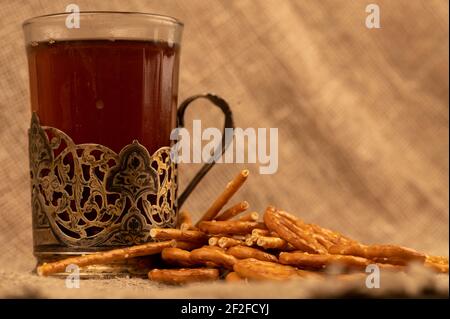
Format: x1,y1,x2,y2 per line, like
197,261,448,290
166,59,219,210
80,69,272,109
0,0,448,297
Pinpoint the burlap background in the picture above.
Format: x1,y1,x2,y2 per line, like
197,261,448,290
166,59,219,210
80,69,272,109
0,0,448,298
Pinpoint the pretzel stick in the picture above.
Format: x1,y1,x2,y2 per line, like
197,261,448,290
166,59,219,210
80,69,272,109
233,258,300,281
208,236,220,246
308,223,356,246
426,255,448,265
328,243,426,265
198,221,266,235
190,247,237,269
162,247,219,268
218,237,243,248
424,255,449,273
161,248,199,267
231,235,248,241
215,201,250,221
178,211,194,231
275,209,352,249
252,229,272,236
225,271,245,282
196,169,249,225
245,235,257,246
178,210,192,226
273,210,337,249
172,240,204,251
264,206,327,253
377,263,406,272
37,240,174,276
256,236,289,250
279,251,371,270
331,273,368,282
227,245,278,263
237,212,259,222
149,268,219,285
150,228,207,243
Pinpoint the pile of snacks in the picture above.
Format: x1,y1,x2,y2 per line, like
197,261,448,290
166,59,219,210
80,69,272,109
37,170,448,284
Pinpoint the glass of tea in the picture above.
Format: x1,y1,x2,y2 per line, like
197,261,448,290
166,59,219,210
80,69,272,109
23,11,233,277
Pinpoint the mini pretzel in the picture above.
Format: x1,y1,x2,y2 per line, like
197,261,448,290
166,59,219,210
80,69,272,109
198,221,266,235
196,169,249,225
233,258,300,281
227,245,278,263
237,211,259,222
215,201,250,221
37,240,174,276
279,251,371,270
149,268,219,285
328,243,426,265
190,247,237,269
150,228,207,243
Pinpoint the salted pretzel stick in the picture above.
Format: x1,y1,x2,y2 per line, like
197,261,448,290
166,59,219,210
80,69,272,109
227,245,278,263
172,240,204,251
328,243,426,265
215,201,250,221
237,212,259,222
279,251,371,270
198,221,266,235
150,228,207,243
149,268,219,285
37,240,174,276
161,248,198,267
190,247,237,269
208,236,220,246
218,236,243,248
233,258,301,281
196,169,249,225
256,236,289,250
225,272,245,282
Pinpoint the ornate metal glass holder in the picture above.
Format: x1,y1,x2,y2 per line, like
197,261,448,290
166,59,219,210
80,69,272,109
28,93,234,278
30,112,177,277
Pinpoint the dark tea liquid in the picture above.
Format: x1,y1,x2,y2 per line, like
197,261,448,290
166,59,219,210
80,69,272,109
26,40,180,154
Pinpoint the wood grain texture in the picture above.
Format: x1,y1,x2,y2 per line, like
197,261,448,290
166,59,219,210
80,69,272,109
0,0,447,273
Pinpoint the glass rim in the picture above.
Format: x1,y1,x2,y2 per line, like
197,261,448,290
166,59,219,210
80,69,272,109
22,11,184,28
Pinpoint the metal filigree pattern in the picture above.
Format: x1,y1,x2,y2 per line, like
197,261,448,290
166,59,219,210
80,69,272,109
29,112,177,253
